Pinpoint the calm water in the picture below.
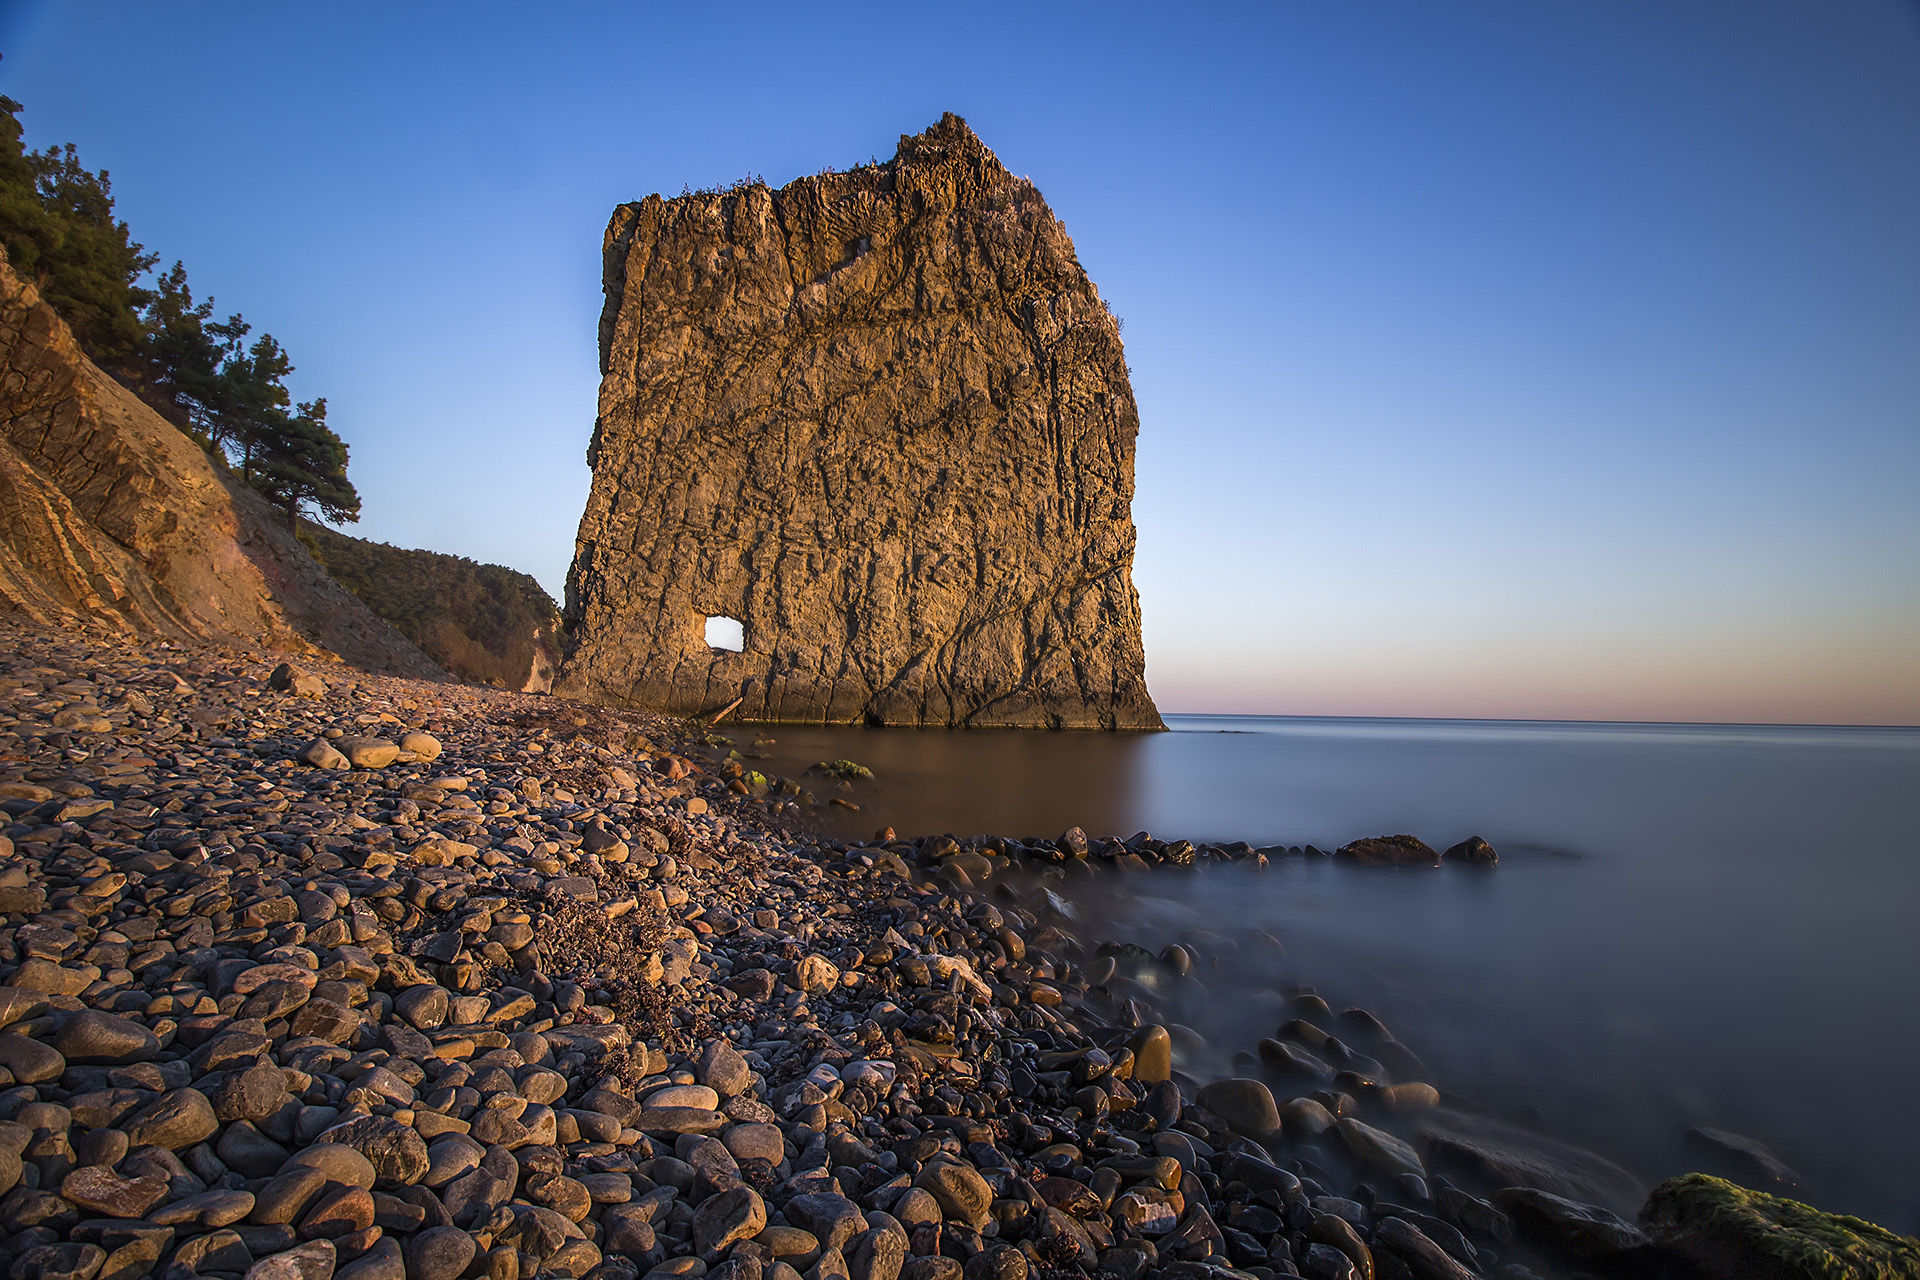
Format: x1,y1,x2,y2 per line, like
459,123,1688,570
731,714,1920,1231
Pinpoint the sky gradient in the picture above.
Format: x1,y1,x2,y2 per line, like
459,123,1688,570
5,1,1917,723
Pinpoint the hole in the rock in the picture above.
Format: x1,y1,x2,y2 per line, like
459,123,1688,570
704,615,745,653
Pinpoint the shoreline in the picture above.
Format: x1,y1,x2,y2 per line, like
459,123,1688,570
0,617,1909,1280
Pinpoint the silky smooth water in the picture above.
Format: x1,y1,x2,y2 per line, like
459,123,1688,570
731,715,1920,1230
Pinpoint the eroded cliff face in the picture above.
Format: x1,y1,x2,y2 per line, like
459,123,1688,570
559,114,1161,729
0,252,443,678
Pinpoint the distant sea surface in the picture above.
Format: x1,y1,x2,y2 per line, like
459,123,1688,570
733,713,1920,1232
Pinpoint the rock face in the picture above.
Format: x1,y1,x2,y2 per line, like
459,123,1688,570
560,113,1161,729
0,251,442,677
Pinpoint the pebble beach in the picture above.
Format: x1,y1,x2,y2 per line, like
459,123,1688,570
0,617,1908,1280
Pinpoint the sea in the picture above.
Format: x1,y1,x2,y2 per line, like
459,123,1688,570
725,714,1920,1233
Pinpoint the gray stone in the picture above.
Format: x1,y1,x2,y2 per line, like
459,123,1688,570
0,1033,65,1083
693,1185,767,1255
912,1162,992,1231
243,1241,337,1280
403,1226,475,1280
786,1193,867,1254
52,1011,159,1064
696,1039,753,1098
120,1087,218,1150
315,1116,430,1187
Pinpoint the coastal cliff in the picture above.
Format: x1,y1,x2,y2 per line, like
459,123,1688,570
559,114,1161,729
0,251,443,678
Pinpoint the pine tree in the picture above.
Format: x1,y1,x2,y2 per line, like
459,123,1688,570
1,92,361,529
143,261,248,443
252,397,361,528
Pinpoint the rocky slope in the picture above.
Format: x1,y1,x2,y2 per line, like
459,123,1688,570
0,252,442,680
296,521,561,692
560,114,1161,730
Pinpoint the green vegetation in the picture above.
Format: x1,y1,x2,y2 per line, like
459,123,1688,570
1642,1174,1920,1279
0,94,357,527
296,520,561,689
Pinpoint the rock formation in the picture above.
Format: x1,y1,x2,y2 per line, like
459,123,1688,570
560,114,1161,729
0,250,443,678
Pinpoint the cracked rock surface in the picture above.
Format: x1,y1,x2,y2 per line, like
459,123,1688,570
560,114,1160,730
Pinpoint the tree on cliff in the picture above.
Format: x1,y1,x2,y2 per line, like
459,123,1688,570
0,93,360,529
0,96,155,377
251,397,360,529
210,333,361,527
143,261,249,446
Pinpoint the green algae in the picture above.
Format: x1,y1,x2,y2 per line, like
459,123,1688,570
1642,1174,1920,1280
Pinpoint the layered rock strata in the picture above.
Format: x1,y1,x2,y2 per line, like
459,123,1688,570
0,251,441,678
560,114,1161,729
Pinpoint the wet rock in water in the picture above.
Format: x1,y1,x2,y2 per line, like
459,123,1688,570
1495,1186,1648,1261
1335,835,1441,866
1370,1217,1477,1280
1196,1078,1282,1140
1335,1117,1425,1180
1441,835,1498,865
1683,1126,1806,1192
1640,1173,1920,1280
1279,1097,1338,1138
1126,1025,1173,1085
1417,1108,1645,1215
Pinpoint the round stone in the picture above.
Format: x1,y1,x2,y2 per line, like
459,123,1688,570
721,1122,785,1166
693,1184,767,1254
1125,1025,1172,1085
1196,1078,1282,1140
289,1143,378,1189
404,1227,475,1280
316,1116,430,1187
913,1161,992,1231
52,1010,160,1064
121,1088,218,1150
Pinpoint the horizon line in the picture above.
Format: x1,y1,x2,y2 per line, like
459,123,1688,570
1157,710,1920,732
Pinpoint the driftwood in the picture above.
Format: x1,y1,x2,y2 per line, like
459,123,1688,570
706,696,744,725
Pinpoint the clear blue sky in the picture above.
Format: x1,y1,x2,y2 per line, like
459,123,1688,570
6,1,1917,723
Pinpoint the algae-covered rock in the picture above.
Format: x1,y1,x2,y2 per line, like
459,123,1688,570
1641,1173,1920,1280
811,760,873,781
